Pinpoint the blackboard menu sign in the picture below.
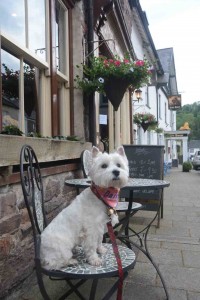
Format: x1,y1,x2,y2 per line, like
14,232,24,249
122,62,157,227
123,145,164,180
122,145,164,210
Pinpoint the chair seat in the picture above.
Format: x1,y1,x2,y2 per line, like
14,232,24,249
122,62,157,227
42,243,136,279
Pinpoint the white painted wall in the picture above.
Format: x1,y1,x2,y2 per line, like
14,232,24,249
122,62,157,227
130,24,177,164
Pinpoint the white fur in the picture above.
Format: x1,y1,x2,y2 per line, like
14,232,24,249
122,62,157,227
40,146,129,269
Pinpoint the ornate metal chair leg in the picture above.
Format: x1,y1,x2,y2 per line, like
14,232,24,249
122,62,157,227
36,269,51,300
101,272,128,300
143,228,169,299
64,279,87,300
89,279,98,300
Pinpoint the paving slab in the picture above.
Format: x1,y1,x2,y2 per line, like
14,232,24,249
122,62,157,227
162,241,200,251
182,250,200,268
188,291,200,300
123,283,167,300
137,248,183,266
158,264,200,292
127,262,157,285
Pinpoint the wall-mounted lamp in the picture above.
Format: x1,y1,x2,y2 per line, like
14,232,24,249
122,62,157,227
132,89,142,103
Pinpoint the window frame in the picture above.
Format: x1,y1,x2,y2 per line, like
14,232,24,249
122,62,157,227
1,32,49,133
158,94,162,119
0,0,75,135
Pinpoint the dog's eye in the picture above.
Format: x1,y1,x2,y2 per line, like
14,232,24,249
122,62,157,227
101,164,108,169
117,163,121,168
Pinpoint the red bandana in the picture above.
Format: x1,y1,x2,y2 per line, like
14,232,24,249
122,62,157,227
90,183,119,208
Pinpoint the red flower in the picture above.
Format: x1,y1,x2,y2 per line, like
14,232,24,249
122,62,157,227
124,59,129,64
103,60,109,67
114,60,121,66
135,60,145,66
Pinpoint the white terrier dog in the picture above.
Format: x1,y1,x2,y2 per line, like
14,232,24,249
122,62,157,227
40,146,129,269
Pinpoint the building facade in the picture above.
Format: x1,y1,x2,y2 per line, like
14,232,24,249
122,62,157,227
0,0,179,296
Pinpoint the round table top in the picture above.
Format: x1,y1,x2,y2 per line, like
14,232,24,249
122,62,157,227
65,177,170,190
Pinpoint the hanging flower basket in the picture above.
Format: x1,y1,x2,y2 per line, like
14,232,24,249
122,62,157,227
141,122,150,132
133,112,157,132
155,127,164,133
103,76,133,110
75,55,152,111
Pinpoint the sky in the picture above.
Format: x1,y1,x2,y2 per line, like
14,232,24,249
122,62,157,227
139,0,200,106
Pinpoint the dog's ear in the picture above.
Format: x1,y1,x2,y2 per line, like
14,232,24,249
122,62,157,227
91,146,101,158
117,146,128,163
117,146,126,157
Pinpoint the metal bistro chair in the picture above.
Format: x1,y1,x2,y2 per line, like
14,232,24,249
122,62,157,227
20,145,136,300
80,150,144,247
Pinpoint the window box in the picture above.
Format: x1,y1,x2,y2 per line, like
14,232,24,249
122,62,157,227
0,135,91,167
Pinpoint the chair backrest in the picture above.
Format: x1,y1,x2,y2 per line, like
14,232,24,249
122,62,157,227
80,149,93,178
20,145,47,242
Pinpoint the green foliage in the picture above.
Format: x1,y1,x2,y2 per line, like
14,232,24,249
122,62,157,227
66,135,81,141
182,161,192,172
2,63,35,99
147,125,163,132
53,135,81,141
27,132,44,138
1,125,23,136
75,55,152,95
155,127,164,133
176,102,200,140
164,133,171,138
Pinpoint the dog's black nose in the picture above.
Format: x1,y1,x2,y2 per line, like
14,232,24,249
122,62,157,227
113,170,120,177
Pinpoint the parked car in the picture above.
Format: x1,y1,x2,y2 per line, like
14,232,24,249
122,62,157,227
189,155,194,161
192,151,200,170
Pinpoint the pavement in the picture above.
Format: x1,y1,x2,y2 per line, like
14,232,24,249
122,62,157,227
3,166,200,300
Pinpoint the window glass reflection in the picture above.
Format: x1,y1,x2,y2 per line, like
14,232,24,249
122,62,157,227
1,49,20,127
0,1,46,61
28,0,46,61
1,49,39,135
0,0,25,46
56,0,67,73
24,63,38,135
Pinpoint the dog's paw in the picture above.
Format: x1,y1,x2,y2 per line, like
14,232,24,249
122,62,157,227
72,246,81,254
97,245,107,255
88,256,102,266
68,258,78,265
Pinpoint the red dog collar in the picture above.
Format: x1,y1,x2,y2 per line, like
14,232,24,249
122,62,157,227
90,182,119,208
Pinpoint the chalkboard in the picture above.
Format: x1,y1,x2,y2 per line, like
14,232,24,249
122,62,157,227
121,145,164,212
123,145,164,180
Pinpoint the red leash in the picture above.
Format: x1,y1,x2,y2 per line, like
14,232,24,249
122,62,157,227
91,183,124,300
107,221,123,300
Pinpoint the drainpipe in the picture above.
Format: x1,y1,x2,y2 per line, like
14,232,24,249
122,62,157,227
156,85,159,145
0,36,2,131
87,0,96,146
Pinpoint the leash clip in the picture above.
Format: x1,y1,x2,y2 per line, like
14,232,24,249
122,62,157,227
107,207,117,217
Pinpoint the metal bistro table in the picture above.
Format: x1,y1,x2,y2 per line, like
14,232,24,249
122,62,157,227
65,177,170,299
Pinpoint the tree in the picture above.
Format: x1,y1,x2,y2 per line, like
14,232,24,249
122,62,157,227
176,102,200,140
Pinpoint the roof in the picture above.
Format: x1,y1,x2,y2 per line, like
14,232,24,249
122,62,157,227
157,48,174,73
129,0,164,74
157,48,178,95
129,1,179,96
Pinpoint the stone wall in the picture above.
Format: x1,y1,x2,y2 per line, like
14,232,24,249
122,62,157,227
0,169,81,298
